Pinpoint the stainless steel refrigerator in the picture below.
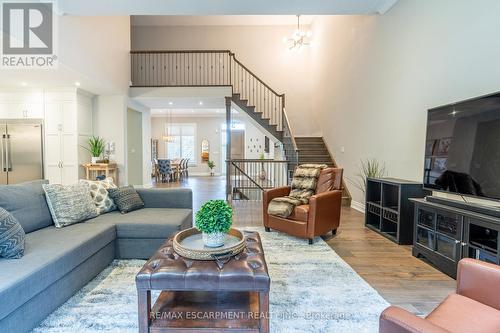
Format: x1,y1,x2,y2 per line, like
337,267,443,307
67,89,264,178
0,119,44,185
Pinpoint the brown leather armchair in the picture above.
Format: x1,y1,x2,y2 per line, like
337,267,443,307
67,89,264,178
263,168,343,244
380,258,500,333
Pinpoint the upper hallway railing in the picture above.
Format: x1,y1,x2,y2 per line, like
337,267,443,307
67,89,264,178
130,50,298,153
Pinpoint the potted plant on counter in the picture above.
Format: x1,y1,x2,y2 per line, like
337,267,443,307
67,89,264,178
195,200,233,247
207,160,215,176
83,136,105,164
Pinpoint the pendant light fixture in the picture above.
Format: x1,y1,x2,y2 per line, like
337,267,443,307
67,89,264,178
162,110,175,142
283,15,312,51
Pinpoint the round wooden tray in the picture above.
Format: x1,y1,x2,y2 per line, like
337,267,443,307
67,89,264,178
173,228,246,261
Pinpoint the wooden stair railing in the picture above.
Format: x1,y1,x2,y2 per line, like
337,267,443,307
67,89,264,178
130,50,299,161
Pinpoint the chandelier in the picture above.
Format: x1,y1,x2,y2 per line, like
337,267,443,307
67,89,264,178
283,15,312,51
162,110,175,142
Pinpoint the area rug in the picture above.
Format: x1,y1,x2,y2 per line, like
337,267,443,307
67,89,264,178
33,228,389,333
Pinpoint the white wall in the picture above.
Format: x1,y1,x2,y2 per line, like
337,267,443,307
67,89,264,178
310,0,500,205
131,25,321,136
127,108,143,185
93,95,128,185
58,16,131,94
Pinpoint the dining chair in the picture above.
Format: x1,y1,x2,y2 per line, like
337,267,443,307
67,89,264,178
157,159,174,182
152,159,159,182
183,158,189,178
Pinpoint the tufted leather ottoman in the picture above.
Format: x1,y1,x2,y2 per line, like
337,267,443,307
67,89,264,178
136,230,270,333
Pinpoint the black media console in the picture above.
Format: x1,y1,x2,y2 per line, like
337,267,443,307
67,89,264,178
411,198,500,278
365,178,429,245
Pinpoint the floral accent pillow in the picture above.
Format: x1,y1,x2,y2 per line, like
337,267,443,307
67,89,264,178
79,177,117,214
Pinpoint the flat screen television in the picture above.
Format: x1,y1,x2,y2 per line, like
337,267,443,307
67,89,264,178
424,92,500,201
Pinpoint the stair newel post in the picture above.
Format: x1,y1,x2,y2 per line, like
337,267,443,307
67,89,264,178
225,96,232,201
282,94,286,132
229,52,233,90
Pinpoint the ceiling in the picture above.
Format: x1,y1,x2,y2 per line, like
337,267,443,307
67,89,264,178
57,0,399,16
151,108,238,117
132,15,314,27
133,96,226,110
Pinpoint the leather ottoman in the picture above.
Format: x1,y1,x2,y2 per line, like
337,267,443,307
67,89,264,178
136,230,270,333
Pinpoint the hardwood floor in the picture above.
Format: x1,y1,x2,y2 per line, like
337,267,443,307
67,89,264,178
153,176,455,316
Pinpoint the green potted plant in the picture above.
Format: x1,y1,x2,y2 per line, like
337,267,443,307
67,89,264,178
83,136,105,164
195,200,233,247
207,160,215,176
353,158,387,195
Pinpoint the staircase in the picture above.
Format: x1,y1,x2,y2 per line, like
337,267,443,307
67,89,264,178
294,137,352,206
231,93,283,141
130,50,351,206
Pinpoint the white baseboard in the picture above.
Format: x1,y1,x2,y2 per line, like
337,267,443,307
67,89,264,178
189,172,222,176
350,200,365,213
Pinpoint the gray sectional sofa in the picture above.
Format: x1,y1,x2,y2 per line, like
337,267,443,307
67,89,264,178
0,180,192,333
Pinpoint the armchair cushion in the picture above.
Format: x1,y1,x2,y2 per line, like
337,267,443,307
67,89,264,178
316,168,342,193
426,294,500,333
288,205,309,222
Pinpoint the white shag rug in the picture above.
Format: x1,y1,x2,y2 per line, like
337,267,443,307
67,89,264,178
33,228,389,333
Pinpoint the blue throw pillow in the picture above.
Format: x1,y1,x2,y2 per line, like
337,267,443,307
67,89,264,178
0,207,25,259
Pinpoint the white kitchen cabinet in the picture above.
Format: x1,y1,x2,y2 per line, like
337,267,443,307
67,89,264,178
44,89,93,185
0,91,44,119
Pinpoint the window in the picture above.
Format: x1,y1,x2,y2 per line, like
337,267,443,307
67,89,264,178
166,123,196,164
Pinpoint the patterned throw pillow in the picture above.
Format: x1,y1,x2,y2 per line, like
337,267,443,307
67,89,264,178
108,186,144,214
42,184,99,228
79,177,117,214
0,207,25,259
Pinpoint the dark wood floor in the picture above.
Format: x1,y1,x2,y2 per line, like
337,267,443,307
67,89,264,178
153,176,455,316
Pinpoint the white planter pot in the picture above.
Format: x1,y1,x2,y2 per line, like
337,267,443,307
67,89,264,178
202,231,226,247
91,156,99,164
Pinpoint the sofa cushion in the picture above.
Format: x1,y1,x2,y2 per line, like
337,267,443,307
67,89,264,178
79,177,117,214
0,208,25,259
43,183,98,228
426,293,500,333
92,208,192,239
0,179,52,233
108,186,145,214
0,221,115,321
288,205,309,222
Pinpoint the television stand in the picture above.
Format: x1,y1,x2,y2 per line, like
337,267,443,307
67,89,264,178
425,196,500,218
411,198,500,278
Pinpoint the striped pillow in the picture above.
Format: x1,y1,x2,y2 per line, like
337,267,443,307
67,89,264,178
42,184,98,228
0,207,25,259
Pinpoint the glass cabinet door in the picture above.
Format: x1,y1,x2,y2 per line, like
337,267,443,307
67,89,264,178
436,233,460,262
436,211,462,239
416,226,435,250
417,208,435,229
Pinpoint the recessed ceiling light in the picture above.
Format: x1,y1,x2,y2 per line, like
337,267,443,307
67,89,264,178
168,101,173,106
74,81,81,87
198,101,203,106
21,82,27,86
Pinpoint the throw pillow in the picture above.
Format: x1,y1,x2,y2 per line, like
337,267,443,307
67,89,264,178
108,186,145,214
79,177,117,214
0,207,25,259
42,184,98,228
